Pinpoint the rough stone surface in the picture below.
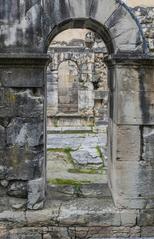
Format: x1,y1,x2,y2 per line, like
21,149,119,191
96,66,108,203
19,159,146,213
5,147,43,180
0,1,153,237
7,181,27,198
7,118,43,147
0,126,5,149
28,178,45,210
132,6,154,52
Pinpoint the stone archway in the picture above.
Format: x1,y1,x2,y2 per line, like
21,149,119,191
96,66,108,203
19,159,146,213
43,0,146,54
42,0,150,210
0,0,154,216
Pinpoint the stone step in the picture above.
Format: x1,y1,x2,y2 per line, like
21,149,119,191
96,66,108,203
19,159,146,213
47,183,111,199
47,126,93,134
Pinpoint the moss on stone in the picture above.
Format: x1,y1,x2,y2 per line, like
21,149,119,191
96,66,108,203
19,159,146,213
48,178,91,186
6,91,16,103
68,168,104,174
96,145,105,165
47,148,65,153
47,147,76,166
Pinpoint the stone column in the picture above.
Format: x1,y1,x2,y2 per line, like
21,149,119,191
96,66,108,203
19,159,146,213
0,54,49,210
107,57,154,209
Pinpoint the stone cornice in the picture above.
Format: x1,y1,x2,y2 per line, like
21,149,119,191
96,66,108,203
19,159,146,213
0,54,50,66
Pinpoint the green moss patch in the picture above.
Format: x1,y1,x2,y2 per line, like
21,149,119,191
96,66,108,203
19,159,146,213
48,178,91,186
68,168,104,174
96,145,105,165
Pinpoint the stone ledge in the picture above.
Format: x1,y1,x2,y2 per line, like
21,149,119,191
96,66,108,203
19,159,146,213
0,54,49,66
0,226,141,239
0,192,138,228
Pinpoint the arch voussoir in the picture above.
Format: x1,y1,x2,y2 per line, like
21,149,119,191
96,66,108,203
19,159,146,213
45,0,145,54
105,4,144,53
89,0,120,26
68,0,93,19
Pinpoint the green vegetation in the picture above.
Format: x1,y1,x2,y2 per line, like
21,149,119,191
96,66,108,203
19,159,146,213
68,167,104,174
48,178,91,186
47,147,74,153
96,145,105,165
47,147,105,174
47,148,65,153
47,147,76,166
48,178,87,197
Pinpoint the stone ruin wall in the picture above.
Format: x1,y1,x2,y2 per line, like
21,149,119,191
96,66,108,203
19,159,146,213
132,6,154,51
0,1,153,238
47,36,108,128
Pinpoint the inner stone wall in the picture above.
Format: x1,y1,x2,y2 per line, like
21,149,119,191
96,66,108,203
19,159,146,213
47,35,108,128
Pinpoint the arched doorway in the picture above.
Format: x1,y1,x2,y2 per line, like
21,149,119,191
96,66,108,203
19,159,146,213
46,29,109,191
41,0,146,209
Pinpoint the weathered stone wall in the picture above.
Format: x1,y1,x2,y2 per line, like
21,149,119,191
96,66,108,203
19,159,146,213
0,0,153,238
47,39,108,127
133,6,154,52
0,57,47,212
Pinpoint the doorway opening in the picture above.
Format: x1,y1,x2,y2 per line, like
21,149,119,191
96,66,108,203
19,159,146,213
47,29,109,196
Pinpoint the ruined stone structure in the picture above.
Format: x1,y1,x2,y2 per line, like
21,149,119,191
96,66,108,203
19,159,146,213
47,34,108,127
0,0,154,238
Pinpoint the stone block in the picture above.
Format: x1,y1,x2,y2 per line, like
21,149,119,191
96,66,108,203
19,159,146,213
8,229,42,239
5,147,43,180
0,211,26,224
59,198,121,227
71,149,103,166
113,125,141,161
8,197,27,210
90,0,119,26
116,90,154,124
105,5,143,52
117,66,154,92
0,88,44,118
0,68,44,87
7,118,43,147
27,178,45,210
138,209,154,226
143,126,154,162
44,0,71,30
94,91,108,100
110,159,154,208
46,227,70,239
145,199,154,209
141,226,154,237
120,210,138,226
69,0,93,18
116,66,140,92
0,88,13,118
7,181,27,198
0,151,6,180
15,89,44,118
43,233,52,239
68,226,140,238
0,185,7,197
0,180,9,188
0,2,44,53
26,208,60,225
0,126,5,149
114,66,154,124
